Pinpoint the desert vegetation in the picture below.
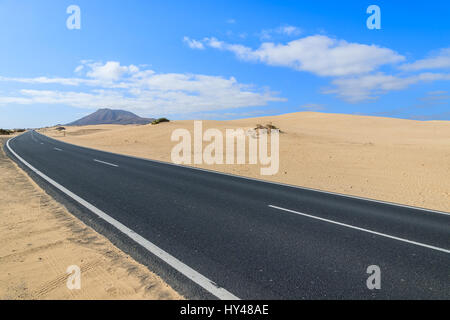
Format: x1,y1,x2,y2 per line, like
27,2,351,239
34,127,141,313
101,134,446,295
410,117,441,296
151,118,170,125
254,122,280,134
0,129,12,135
0,128,26,135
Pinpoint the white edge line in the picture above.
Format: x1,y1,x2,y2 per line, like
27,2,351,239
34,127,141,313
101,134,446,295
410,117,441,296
94,159,119,167
33,131,450,217
53,147,62,151
6,136,239,300
269,205,450,254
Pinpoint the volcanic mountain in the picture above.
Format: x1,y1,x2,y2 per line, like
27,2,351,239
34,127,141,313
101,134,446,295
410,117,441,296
67,109,155,126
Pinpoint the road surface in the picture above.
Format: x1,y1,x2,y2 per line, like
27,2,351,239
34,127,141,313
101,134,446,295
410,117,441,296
5,131,450,299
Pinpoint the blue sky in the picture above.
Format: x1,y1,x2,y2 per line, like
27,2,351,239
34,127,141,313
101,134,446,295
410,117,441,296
1,0,449,128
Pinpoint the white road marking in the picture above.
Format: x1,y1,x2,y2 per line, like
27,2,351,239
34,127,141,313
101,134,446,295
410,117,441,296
54,147,62,151
6,136,239,300
31,133,38,143
94,159,119,167
40,143,44,145
269,205,450,254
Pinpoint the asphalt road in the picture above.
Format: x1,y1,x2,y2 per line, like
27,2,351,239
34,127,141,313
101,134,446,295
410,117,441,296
5,131,450,299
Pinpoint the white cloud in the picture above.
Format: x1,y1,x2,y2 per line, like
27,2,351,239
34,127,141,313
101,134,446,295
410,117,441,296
203,37,225,49
0,76,84,86
197,35,405,77
259,25,302,40
400,48,450,71
428,90,448,95
0,96,32,104
183,36,205,50
0,61,285,115
74,65,84,73
187,33,450,102
86,61,138,81
325,72,450,102
278,25,302,36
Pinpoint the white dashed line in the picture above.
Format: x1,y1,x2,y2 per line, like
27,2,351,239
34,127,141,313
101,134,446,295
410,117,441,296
94,159,119,167
269,205,450,254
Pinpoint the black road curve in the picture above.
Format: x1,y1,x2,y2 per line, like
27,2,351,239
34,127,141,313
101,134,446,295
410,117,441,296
5,131,450,299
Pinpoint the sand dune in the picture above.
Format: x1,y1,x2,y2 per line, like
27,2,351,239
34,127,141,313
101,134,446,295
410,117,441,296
41,112,450,213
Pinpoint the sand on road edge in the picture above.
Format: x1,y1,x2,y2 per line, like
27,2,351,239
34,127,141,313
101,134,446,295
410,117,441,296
0,136,183,300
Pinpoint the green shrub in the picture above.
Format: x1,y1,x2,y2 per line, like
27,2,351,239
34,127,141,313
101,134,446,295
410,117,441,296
151,118,170,125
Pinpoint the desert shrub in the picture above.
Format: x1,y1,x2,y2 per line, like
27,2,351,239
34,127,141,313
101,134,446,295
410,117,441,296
254,122,280,134
55,126,66,131
266,122,278,130
151,118,170,125
0,129,12,135
14,129,26,133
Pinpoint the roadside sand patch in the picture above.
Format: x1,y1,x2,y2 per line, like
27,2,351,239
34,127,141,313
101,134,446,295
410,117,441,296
40,112,450,213
0,137,183,300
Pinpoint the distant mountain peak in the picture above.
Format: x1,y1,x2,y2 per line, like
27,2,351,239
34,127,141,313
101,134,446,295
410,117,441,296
67,108,155,126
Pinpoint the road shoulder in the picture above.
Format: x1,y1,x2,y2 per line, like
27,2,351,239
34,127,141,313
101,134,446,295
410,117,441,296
0,136,183,300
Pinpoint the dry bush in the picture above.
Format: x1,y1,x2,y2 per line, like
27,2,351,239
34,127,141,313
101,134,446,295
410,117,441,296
254,122,280,134
0,129,12,135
